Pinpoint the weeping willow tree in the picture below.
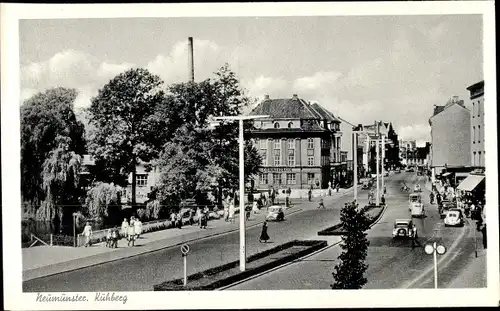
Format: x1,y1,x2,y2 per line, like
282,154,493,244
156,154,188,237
38,136,82,233
84,182,122,226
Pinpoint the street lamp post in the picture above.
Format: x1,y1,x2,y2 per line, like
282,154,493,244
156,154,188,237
424,242,447,288
213,115,268,272
381,134,385,197
72,212,78,247
352,132,358,203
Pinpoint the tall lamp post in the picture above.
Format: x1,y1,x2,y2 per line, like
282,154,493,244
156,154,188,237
352,125,367,204
212,115,268,272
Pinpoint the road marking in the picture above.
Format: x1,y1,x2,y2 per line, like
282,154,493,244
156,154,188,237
401,217,471,289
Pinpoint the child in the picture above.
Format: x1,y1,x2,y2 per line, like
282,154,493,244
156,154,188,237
105,229,112,248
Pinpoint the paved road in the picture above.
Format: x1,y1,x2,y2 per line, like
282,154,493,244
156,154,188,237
229,172,481,290
23,184,366,292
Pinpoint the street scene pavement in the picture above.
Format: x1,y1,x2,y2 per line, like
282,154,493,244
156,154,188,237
23,187,354,291
228,172,485,290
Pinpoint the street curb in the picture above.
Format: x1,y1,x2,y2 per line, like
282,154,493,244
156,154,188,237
23,207,304,282
316,204,388,235
153,240,328,291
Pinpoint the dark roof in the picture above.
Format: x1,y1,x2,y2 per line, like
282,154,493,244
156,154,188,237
310,103,340,122
250,97,322,119
433,105,445,116
466,80,484,91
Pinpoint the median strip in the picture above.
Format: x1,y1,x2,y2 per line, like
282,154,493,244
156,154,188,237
317,204,388,236
153,240,328,291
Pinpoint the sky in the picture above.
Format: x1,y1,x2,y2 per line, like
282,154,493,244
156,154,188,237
19,15,483,144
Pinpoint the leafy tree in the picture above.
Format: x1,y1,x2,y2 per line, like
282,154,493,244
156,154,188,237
87,68,166,206
154,64,261,207
331,201,371,289
84,182,122,225
38,136,82,232
21,87,85,210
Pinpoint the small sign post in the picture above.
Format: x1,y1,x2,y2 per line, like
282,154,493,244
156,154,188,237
181,244,190,287
424,242,447,289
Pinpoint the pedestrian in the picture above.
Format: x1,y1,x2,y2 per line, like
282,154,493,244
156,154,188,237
229,199,235,223
224,204,229,222
308,188,312,202
111,228,119,248
253,200,259,214
82,221,92,247
259,220,270,243
381,195,386,205
336,183,339,193
176,212,183,229
429,192,434,204
121,218,128,239
170,212,176,227
481,223,487,249
105,229,112,248
134,218,142,239
318,198,325,209
127,217,136,247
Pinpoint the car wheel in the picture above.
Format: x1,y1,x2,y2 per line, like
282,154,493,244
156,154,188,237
444,224,448,227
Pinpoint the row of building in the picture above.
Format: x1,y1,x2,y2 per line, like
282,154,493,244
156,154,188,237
428,80,485,194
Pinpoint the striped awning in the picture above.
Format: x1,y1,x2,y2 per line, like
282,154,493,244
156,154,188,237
457,174,485,192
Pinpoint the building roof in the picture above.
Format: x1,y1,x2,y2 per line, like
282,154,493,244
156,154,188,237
250,95,323,119
466,80,484,91
430,99,469,120
310,103,340,122
433,105,445,116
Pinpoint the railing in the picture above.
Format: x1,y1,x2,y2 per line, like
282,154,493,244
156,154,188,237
29,233,51,247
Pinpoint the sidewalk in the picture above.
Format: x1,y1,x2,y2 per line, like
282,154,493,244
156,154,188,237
23,186,355,281
447,249,487,288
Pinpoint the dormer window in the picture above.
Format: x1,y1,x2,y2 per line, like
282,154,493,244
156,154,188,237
274,122,280,129
288,122,293,128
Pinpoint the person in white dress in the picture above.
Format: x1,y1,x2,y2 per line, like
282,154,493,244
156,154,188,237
134,218,142,239
121,218,128,238
127,217,136,247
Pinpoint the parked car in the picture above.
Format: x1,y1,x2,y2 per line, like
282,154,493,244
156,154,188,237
405,167,414,172
392,219,418,239
395,168,401,173
444,209,465,227
414,184,422,192
384,171,389,177
440,200,456,218
266,206,285,222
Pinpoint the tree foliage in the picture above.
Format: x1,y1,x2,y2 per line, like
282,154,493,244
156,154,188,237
84,182,122,221
21,87,85,207
331,202,371,289
87,68,167,205
154,64,261,207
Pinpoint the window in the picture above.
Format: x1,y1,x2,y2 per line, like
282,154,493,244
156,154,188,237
274,122,280,129
286,173,296,185
472,102,475,118
272,173,281,185
137,174,148,187
259,139,267,149
288,149,295,166
288,139,295,150
274,149,281,166
307,138,314,149
259,173,268,184
473,126,476,143
288,122,293,128
478,151,482,166
333,153,337,163
308,156,314,166
478,125,481,143
478,102,480,117
337,137,341,149
473,152,476,166
261,150,267,166
274,140,281,149
307,173,315,184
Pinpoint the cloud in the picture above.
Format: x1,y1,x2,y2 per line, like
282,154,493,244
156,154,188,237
293,71,342,91
244,75,288,99
146,39,226,85
20,49,135,108
398,124,431,143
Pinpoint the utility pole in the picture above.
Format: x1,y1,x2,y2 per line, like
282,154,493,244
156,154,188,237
375,121,380,205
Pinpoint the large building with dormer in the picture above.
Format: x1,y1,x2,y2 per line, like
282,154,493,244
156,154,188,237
248,94,346,190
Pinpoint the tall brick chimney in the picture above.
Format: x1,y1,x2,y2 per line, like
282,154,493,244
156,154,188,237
264,95,270,100
292,94,298,100
188,37,195,82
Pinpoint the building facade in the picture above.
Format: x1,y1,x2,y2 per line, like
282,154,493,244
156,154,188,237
249,95,340,190
467,81,485,168
429,96,471,179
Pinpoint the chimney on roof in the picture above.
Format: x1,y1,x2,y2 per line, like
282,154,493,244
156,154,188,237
292,94,298,100
264,95,270,100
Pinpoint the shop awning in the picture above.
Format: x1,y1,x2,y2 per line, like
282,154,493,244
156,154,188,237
442,172,452,177
457,174,485,192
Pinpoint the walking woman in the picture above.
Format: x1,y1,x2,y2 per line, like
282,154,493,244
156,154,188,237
259,220,270,243
127,218,136,247
121,218,128,239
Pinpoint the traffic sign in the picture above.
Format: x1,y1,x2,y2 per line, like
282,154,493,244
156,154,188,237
181,244,190,255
